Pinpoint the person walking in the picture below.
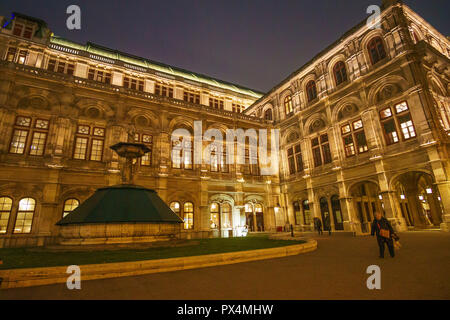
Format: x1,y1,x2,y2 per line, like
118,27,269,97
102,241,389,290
371,211,397,258
314,217,323,236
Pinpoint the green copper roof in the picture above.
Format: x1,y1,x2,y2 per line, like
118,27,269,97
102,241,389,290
56,185,184,225
49,36,264,99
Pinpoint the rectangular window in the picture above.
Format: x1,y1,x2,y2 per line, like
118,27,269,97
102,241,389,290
88,68,111,84
172,138,192,169
23,26,33,39
287,144,303,175
73,137,88,160
183,90,200,104
124,76,144,92
9,129,28,154
380,102,415,145
209,98,224,110
13,23,23,36
312,134,332,167
135,133,153,166
9,117,49,156
6,47,17,62
90,139,104,161
155,83,173,98
73,125,105,161
17,50,27,64
232,104,244,113
47,58,75,75
341,119,368,157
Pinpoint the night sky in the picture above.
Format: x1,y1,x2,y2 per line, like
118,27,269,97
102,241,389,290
1,0,448,93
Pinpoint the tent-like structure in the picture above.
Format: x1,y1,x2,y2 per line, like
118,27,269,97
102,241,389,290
57,185,183,225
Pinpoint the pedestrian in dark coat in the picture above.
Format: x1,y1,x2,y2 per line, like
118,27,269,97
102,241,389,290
314,217,323,235
324,215,332,236
371,212,396,258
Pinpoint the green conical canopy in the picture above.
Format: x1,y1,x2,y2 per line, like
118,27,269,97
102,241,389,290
57,185,183,225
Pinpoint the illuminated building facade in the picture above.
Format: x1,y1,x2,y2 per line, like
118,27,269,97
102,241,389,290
0,0,449,247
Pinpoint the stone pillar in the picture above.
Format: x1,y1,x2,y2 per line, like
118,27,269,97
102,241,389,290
437,182,450,231
381,191,407,232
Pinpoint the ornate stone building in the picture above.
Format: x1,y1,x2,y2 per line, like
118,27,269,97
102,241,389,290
0,0,448,247
247,0,450,234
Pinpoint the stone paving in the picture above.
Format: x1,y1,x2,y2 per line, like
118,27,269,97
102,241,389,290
1,231,449,300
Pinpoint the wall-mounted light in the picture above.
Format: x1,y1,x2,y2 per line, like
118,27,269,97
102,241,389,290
400,194,406,200
438,196,442,201
378,195,383,200
426,188,432,194
418,195,424,201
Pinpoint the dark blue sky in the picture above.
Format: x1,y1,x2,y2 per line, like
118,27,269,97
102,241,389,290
1,0,448,92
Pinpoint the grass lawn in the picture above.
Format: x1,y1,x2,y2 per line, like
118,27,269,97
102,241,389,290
0,236,305,270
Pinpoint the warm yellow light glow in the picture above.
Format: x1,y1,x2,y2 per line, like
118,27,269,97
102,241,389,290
426,188,432,194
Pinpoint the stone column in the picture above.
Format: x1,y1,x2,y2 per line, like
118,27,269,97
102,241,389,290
437,182,450,231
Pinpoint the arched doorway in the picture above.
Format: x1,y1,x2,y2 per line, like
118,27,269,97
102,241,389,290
331,195,344,230
350,182,382,233
245,203,264,232
210,202,234,237
392,172,443,228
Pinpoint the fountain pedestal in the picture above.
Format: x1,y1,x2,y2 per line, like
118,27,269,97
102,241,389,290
56,143,183,245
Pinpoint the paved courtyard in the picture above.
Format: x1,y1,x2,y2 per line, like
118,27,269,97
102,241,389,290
1,231,449,300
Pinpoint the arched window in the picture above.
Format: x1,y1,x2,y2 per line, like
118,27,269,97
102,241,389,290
306,80,318,102
170,201,181,216
264,109,273,121
0,197,13,234
333,61,348,86
367,37,387,65
284,95,293,116
14,198,35,234
63,198,79,218
183,202,194,230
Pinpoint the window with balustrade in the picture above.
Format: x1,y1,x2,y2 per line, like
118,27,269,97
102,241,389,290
124,76,144,91
88,68,111,84
154,83,173,98
183,89,200,104
47,57,75,75
209,98,224,110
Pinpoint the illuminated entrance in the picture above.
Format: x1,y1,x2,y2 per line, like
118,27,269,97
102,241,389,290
210,202,233,237
245,203,264,232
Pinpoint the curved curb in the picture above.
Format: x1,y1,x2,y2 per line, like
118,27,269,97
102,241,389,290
0,239,317,289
